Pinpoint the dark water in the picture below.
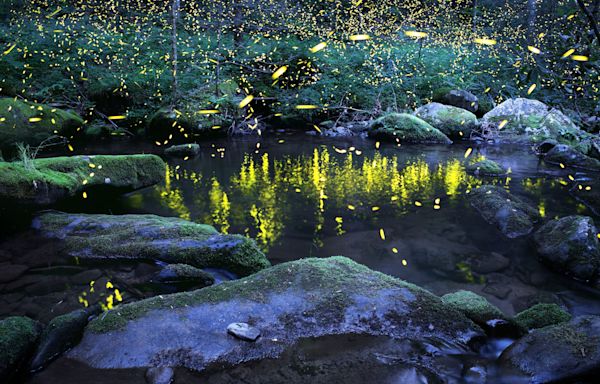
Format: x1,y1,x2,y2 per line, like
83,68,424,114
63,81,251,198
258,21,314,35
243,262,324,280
1,133,600,382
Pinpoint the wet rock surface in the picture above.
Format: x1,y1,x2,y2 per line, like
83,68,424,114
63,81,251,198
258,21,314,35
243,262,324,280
67,257,483,371
500,315,600,383
533,215,600,282
469,185,540,238
544,144,600,171
368,113,452,144
163,144,200,158
32,211,270,277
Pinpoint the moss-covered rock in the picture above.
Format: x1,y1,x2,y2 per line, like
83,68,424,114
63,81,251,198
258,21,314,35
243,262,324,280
544,144,600,171
33,211,270,277
414,102,478,139
155,263,215,287
533,216,600,282
0,316,41,381
0,154,165,205
514,303,571,331
469,185,540,238
441,290,506,326
466,159,506,176
482,98,589,144
500,316,600,383
163,143,200,158
368,113,452,144
30,309,91,371
0,97,83,150
68,256,482,371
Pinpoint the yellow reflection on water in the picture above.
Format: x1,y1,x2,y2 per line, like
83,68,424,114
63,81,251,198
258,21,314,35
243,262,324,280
156,148,485,251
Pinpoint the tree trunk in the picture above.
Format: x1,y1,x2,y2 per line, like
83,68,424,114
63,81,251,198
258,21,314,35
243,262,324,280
527,0,537,43
576,0,600,46
472,0,478,33
171,0,181,109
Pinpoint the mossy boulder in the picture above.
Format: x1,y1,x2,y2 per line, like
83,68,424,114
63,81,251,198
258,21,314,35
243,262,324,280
30,309,92,371
368,113,452,144
500,316,600,383
0,97,84,150
544,144,600,171
0,316,41,381
482,98,587,144
68,257,483,371
155,263,215,287
163,143,200,158
414,102,478,139
441,290,506,327
33,212,270,277
514,303,571,331
466,159,506,176
0,154,165,206
469,185,540,238
533,216,600,283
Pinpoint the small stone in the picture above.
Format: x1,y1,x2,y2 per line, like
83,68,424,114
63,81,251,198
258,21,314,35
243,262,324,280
227,322,260,342
145,367,174,384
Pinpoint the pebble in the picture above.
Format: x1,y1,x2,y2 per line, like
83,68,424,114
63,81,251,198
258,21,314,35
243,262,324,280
227,322,260,341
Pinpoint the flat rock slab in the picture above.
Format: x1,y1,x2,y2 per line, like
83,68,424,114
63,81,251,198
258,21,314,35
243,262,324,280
68,257,483,372
32,212,270,277
501,316,600,383
0,154,165,206
469,185,540,238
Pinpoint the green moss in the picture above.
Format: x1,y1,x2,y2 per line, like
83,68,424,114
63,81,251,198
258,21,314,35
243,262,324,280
466,160,506,176
368,113,452,144
0,316,40,370
0,154,165,204
164,143,200,157
0,97,83,149
87,256,459,333
546,323,597,355
441,290,505,325
514,304,571,330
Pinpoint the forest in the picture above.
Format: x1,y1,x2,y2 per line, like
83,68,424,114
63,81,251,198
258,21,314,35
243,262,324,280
0,0,599,383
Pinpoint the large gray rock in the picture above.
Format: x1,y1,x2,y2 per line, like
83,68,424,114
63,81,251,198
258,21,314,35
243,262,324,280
32,212,270,277
67,257,483,373
0,316,41,381
469,185,540,238
414,102,478,139
501,316,600,383
439,90,479,113
544,144,600,171
533,216,600,282
482,98,585,143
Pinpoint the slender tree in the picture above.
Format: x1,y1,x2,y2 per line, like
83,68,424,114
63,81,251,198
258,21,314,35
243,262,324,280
171,0,181,109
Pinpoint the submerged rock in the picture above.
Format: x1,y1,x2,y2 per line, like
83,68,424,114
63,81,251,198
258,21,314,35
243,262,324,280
500,315,600,383
0,97,83,150
33,211,269,277
438,90,479,113
227,322,261,342
570,180,600,215
68,257,483,371
368,113,452,144
0,316,41,381
466,160,506,176
544,144,600,171
469,185,540,238
155,264,215,287
145,367,174,384
441,290,507,327
513,303,571,331
163,144,200,158
533,216,600,282
414,102,478,139
481,98,585,144
30,309,91,371
0,154,165,206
